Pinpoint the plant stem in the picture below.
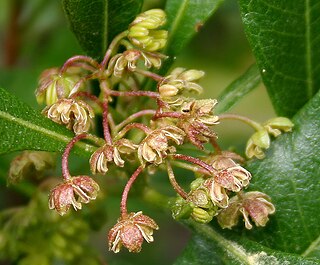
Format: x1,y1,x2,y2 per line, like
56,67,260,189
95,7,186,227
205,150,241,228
108,90,159,99
100,30,129,69
210,137,222,154
70,91,103,108
60,55,99,74
171,154,217,175
154,111,184,119
120,166,144,217
133,68,163,82
166,161,188,199
115,109,156,132
115,123,152,141
100,80,113,145
170,160,211,176
62,133,87,181
218,113,264,131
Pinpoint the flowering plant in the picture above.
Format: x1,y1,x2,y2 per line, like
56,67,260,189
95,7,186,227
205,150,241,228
0,1,319,264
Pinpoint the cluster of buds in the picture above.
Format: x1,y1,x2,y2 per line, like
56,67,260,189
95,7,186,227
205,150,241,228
23,8,294,255
128,9,167,52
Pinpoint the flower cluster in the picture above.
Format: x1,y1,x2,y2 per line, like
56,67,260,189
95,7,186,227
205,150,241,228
25,8,294,255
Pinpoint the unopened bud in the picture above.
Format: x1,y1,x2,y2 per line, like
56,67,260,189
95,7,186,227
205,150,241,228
263,117,294,137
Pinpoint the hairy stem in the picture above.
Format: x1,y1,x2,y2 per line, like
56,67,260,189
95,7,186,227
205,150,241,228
115,109,156,132
62,133,87,181
170,160,211,176
115,123,152,141
120,166,144,217
60,55,99,74
108,90,159,99
166,161,188,199
133,68,163,82
100,30,129,69
171,154,217,175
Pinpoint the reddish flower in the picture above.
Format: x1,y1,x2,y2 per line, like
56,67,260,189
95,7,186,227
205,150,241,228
217,191,275,230
108,211,159,253
49,176,99,216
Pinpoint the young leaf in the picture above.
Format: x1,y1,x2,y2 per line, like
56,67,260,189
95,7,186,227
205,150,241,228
216,64,261,114
242,89,320,254
0,87,96,157
174,221,320,265
62,0,143,59
238,0,320,117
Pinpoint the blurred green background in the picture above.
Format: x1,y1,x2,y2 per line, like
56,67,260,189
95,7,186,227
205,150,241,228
0,0,275,264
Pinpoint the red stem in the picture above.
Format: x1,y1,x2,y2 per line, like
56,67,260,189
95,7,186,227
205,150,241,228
115,109,156,131
166,161,188,199
60,55,99,74
62,133,88,181
171,154,217,175
120,166,144,217
209,137,222,154
133,68,163,82
70,91,103,108
108,90,159,99
102,100,112,145
116,123,152,140
154,111,184,119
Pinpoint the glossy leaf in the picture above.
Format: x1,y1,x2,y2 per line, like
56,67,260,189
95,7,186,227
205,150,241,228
216,64,261,114
175,221,319,265
239,0,320,117
0,87,96,157
62,0,142,59
242,89,320,254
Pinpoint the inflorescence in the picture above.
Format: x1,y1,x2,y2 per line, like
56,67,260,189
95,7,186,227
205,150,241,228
28,9,293,253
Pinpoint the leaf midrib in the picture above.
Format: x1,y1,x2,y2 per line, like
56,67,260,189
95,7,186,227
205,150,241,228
0,110,96,154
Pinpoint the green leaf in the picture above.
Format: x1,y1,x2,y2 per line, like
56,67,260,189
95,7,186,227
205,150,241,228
160,0,223,74
165,0,223,57
0,87,96,157
216,64,261,114
242,89,320,254
175,221,319,265
62,0,143,59
238,0,320,117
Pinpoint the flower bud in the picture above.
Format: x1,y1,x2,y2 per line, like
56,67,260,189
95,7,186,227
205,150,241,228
35,68,81,106
191,207,215,224
170,196,193,220
245,129,270,159
128,9,168,52
263,117,294,137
